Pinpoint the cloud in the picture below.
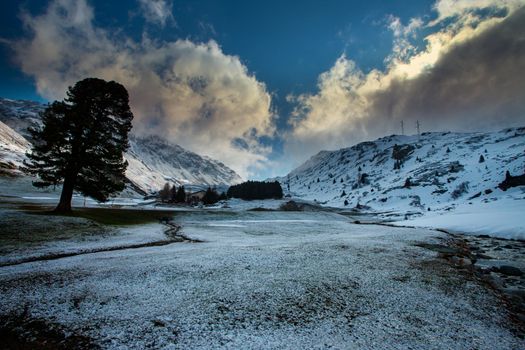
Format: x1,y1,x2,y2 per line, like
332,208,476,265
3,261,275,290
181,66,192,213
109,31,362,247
9,0,275,179
138,0,174,27
285,0,525,165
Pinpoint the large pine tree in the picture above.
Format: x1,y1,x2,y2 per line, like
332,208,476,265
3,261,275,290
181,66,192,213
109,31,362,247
25,78,134,212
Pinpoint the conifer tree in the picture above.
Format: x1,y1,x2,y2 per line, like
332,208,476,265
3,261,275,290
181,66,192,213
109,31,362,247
170,185,177,202
25,78,133,212
159,183,171,202
202,187,220,205
175,186,186,203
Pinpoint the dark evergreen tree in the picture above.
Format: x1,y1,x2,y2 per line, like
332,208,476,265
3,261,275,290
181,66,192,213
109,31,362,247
479,155,485,163
170,185,177,202
202,187,220,205
341,190,346,197
344,199,349,206
404,177,412,188
25,78,133,212
159,183,171,202
175,186,186,203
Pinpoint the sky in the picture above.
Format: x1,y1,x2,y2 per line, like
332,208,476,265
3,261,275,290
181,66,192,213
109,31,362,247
0,0,524,179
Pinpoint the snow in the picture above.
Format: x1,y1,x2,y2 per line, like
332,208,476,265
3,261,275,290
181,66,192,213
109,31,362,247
0,210,523,349
274,127,525,240
125,135,242,194
395,194,525,240
0,120,30,174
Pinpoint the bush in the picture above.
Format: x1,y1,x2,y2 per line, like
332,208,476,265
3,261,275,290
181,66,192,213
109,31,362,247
392,144,415,162
359,173,369,185
279,200,302,211
451,182,469,199
498,171,525,191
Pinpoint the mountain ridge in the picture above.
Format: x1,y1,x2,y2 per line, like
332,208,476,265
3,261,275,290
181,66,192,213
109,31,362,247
0,98,242,194
274,127,525,220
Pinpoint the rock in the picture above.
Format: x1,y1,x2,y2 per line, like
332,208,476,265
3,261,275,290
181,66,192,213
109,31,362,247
279,200,303,211
152,319,165,327
415,243,463,256
497,265,523,276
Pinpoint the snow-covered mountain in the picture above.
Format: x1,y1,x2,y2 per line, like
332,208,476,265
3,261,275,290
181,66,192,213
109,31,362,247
125,135,241,193
0,98,242,194
0,120,30,177
0,98,45,139
275,128,525,218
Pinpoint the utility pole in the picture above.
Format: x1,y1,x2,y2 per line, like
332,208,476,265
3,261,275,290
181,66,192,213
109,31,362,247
416,120,420,140
401,120,404,135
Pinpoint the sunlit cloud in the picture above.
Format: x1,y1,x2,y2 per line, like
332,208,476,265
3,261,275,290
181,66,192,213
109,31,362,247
285,0,525,166
9,0,275,179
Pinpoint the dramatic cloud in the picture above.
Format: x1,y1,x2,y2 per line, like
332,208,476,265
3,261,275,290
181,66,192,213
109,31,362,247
10,0,275,178
286,0,525,165
138,0,174,27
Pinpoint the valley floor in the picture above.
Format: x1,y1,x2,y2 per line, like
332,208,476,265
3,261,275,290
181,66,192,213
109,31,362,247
0,205,523,349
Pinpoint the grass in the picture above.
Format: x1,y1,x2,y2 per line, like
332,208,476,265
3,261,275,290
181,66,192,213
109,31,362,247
34,207,180,226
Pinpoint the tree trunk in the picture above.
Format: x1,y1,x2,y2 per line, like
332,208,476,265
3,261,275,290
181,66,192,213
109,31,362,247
54,174,75,212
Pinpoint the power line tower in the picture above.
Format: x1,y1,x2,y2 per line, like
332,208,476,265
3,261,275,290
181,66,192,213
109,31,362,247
401,120,404,135
416,120,420,140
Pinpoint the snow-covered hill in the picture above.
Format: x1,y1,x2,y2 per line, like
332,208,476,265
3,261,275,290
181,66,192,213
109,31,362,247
125,135,241,193
275,128,525,227
0,98,44,139
0,98,242,194
0,120,30,176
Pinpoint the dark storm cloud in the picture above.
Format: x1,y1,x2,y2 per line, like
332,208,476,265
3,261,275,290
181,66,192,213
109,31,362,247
369,6,525,132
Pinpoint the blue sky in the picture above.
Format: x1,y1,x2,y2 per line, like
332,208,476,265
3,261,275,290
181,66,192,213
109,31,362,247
0,1,432,112
1,0,524,179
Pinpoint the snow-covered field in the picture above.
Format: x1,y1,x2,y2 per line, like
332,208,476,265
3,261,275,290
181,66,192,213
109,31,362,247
1,209,523,349
271,127,525,241
395,193,525,240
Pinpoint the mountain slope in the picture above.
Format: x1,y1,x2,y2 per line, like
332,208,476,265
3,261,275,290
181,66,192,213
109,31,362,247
276,128,525,218
125,135,241,193
0,98,242,194
0,120,30,176
0,98,44,139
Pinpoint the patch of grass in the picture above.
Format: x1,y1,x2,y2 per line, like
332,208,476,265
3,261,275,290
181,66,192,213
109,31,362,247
36,207,179,226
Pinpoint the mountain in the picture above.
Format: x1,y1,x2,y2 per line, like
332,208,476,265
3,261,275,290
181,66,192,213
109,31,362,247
0,98,242,194
0,98,45,139
0,120,30,177
125,135,241,193
275,128,525,219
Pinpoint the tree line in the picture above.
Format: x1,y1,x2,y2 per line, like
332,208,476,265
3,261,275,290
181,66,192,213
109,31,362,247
159,183,226,205
227,180,283,200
